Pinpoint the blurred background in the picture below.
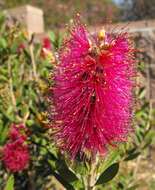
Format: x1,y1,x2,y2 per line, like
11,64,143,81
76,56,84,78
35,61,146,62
1,0,155,29
0,0,155,190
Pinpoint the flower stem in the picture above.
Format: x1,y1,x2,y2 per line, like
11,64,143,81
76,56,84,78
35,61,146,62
29,34,38,81
8,57,17,111
89,165,95,189
85,157,98,190
7,56,22,122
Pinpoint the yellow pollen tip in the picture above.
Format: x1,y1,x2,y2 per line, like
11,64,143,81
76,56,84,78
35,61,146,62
98,28,106,40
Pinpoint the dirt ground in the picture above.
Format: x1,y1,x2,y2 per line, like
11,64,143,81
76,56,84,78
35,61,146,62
128,146,155,190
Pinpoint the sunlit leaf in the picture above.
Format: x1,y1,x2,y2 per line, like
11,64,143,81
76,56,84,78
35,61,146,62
4,175,14,190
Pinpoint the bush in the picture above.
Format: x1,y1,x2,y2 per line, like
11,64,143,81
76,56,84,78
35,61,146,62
0,12,154,190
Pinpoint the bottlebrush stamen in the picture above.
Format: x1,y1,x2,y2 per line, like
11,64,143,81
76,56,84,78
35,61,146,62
50,16,136,159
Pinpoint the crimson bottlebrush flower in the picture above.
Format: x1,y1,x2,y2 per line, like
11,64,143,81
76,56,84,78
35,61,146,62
51,17,136,158
41,37,51,58
41,37,55,62
2,124,29,172
43,37,52,50
3,140,29,172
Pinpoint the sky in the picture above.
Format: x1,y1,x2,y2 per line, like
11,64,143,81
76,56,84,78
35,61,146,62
113,0,123,4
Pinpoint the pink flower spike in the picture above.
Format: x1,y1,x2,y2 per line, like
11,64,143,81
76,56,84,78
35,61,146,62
2,124,29,172
51,17,136,159
3,141,29,172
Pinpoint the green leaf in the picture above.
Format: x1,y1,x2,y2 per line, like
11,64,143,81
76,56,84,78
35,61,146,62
124,152,140,161
0,13,5,25
0,38,7,48
26,119,34,126
0,125,8,144
127,147,137,155
49,31,56,43
57,33,63,48
5,106,15,121
53,172,75,190
0,74,8,82
139,87,146,99
73,161,87,176
96,163,119,185
103,150,119,170
57,160,78,183
5,175,14,190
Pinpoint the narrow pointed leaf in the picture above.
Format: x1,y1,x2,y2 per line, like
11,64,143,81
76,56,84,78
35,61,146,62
124,152,140,161
53,172,75,190
96,163,119,185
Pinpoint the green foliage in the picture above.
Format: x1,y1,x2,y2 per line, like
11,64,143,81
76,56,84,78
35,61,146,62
0,13,53,189
49,31,63,50
4,175,14,190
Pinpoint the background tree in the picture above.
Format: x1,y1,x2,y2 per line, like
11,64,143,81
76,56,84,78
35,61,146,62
120,0,155,21
0,0,120,29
